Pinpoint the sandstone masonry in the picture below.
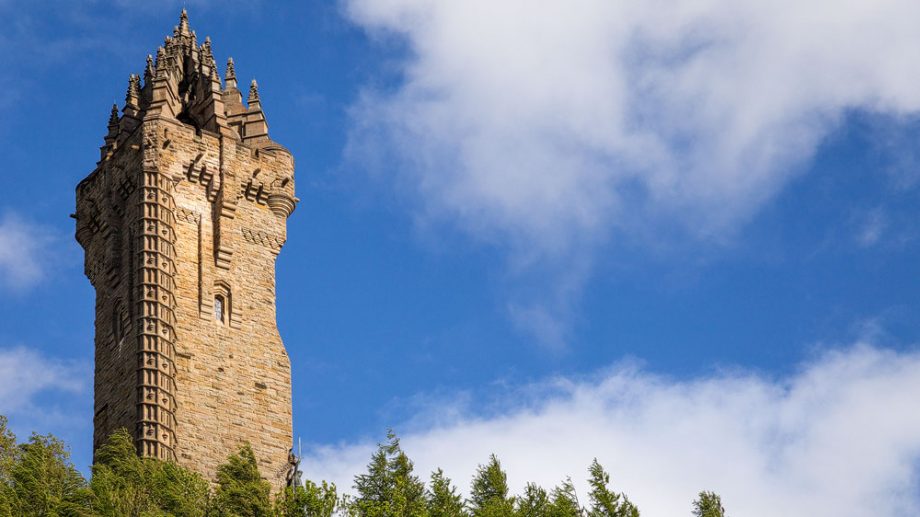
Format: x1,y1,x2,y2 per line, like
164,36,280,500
74,10,297,487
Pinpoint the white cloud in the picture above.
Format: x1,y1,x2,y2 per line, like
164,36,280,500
303,345,920,517
343,0,920,342
0,214,54,290
0,347,85,415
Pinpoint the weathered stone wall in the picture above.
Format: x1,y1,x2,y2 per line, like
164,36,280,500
155,117,294,483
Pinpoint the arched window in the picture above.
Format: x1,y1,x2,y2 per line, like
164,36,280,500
212,281,233,326
214,295,225,323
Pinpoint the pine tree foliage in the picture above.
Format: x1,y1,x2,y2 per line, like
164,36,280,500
211,443,273,516
0,414,748,517
274,479,338,517
349,430,427,517
548,478,582,517
426,468,466,517
468,454,515,517
515,483,550,516
90,428,209,517
692,491,725,517
0,416,17,517
586,459,638,517
6,427,90,516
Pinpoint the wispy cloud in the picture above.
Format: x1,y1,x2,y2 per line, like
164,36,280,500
854,208,888,248
0,214,55,291
304,344,920,517
0,346,91,458
343,0,920,344
0,346,87,416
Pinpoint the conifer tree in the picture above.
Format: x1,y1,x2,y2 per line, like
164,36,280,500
274,479,338,517
468,454,515,517
692,491,725,517
515,483,549,517
427,468,466,517
7,431,90,516
90,429,152,516
0,416,17,517
350,430,427,516
148,459,211,516
548,479,582,517
90,428,208,517
585,459,638,517
211,443,273,516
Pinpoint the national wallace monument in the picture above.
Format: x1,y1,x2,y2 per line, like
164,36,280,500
74,10,297,487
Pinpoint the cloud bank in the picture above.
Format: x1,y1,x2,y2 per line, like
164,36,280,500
303,345,920,517
343,0,920,341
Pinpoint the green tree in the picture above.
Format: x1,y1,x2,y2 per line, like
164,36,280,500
426,469,465,517
7,431,90,516
548,479,582,517
350,431,427,517
0,416,18,517
274,479,338,517
515,483,549,517
585,460,638,517
211,443,273,517
468,454,514,517
691,491,724,517
90,429,152,516
90,428,209,517
148,460,211,516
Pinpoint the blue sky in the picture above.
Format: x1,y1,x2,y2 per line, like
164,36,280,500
1,1,920,515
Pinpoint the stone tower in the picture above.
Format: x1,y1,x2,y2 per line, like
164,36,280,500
75,10,297,485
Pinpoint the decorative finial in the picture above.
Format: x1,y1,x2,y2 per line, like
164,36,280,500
144,54,155,82
125,74,140,107
226,57,235,80
178,8,190,35
200,36,212,60
108,103,120,126
248,79,260,104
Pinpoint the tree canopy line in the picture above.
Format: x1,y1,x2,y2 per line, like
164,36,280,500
0,417,726,517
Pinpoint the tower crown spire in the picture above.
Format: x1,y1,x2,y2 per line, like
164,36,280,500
97,10,278,142
178,8,191,36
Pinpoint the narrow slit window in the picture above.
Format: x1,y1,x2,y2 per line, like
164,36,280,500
214,295,225,323
112,307,122,341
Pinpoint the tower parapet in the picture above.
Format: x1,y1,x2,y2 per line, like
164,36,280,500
75,10,297,486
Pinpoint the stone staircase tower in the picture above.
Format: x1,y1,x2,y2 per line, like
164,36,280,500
75,10,297,486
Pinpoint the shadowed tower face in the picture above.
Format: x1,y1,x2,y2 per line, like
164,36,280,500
75,10,297,485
